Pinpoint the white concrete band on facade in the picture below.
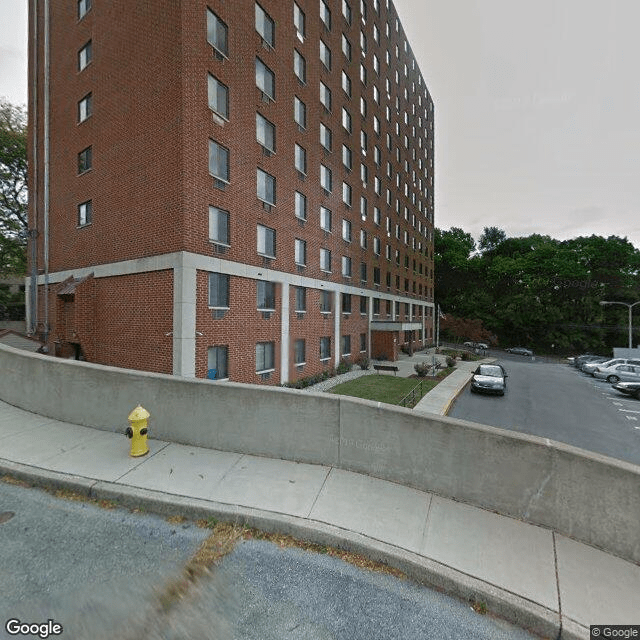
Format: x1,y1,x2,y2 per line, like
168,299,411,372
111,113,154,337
2,342,639,566
26,251,434,378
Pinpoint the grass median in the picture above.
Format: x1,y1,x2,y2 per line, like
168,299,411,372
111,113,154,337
329,367,455,407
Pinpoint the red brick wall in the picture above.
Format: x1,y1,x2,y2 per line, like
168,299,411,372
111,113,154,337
29,0,436,379
38,270,173,373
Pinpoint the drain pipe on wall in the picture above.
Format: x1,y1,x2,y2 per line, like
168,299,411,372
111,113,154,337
28,0,39,335
42,0,50,343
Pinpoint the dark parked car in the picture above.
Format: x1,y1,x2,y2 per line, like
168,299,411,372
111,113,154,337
505,347,533,357
470,364,508,395
612,381,640,400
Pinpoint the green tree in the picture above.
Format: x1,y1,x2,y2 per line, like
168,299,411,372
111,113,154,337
0,99,28,277
478,226,507,253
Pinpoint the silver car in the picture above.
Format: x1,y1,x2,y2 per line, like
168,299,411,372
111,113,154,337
582,358,640,375
470,364,508,395
593,363,640,383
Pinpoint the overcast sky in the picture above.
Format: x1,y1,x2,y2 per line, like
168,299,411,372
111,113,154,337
1,0,639,250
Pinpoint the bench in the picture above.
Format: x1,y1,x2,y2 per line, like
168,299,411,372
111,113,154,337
373,364,400,375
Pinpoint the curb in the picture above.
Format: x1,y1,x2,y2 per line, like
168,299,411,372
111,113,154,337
0,457,575,640
442,374,473,416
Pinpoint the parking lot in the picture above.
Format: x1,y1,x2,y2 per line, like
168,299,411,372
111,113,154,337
448,353,640,467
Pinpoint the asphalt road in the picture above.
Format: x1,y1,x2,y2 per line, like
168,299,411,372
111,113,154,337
0,480,540,640
449,355,640,466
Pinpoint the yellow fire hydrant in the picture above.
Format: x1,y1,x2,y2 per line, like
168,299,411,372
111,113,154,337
125,405,150,457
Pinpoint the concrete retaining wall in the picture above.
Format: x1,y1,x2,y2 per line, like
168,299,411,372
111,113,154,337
2,343,639,564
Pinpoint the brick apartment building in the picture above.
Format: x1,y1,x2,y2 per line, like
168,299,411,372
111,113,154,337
27,0,435,384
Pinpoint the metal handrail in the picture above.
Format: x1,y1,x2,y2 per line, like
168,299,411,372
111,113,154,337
399,380,425,408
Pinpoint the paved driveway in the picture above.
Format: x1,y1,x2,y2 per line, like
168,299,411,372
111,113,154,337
449,358,640,466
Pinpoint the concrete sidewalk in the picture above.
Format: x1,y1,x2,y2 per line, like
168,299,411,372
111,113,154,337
369,350,483,415
0,399,638,639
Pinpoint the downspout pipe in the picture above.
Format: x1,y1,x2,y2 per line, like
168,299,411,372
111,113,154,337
42,0,50,342
28,0,39,335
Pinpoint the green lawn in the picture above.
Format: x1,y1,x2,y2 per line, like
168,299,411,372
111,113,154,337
329,369,454,407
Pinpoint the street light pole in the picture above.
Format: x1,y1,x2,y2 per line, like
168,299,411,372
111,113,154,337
600,300,640,349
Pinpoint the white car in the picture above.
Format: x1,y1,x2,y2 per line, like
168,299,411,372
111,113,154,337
582,357,640,375
593,363,640,383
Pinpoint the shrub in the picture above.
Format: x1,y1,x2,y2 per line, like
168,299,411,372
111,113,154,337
356,354,371,370
336,357,353,375
414,362,431,377
445,355,456,368
460,351,471,361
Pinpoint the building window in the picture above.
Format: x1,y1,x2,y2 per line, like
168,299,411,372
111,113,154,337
257,280,276,310
77,200,92,226
341,71,351,98
320,291,332,313
342,182,352,207
360,295,367,314
257,224,276,257
294,96,306,129
320,164,332,192
360,228,367,248
208,346,228,379
342,219,352,242
320,81,332,111
255,3,275,47
78,0,91,19
257,169,276,205
78,41,92,71
373,236,381,255
373,298,380,315
341,335,351,356
208,74,229,120
295,191,307,220
341,256,352,277
77,146,92,174
320,40,331,70
294,49,306,83
256,341,275,373
295,238,307,265
320,336,331,360
320,0,331,29
256,113,276,153
294,339,306,365
360,63,367,85
360,262,367,282
360,129,367,154
209,140,230,184
360,165,368,186
320,248,332,272
208,273,229,308
295,286,306,312
342,293,352,313
320,206,332,232
295,143,307,174
360,333,367,352
342,34,352,60
78,93,92,122
209,206,230,245
207,9,228,57
294,2,306,40
373,266,380,285
342,145,352,170
320,123,332,151
256,58,275,100
342,0,352,24
342,107,352,133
